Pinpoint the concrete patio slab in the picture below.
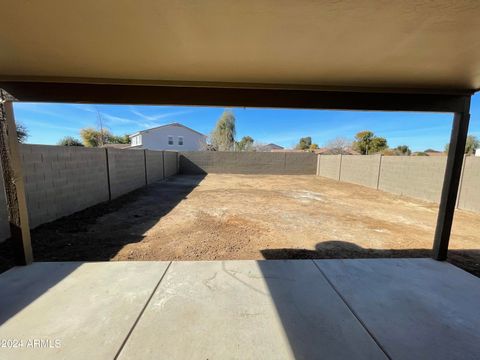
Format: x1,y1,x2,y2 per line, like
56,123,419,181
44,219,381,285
1,259,479,359
117,260,387,360
0,261,169,360
316,258,480,360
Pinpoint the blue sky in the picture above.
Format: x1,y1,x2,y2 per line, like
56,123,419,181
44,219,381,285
13,93,480,152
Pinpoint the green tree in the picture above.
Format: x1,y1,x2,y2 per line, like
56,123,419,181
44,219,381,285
236,136,254,151
57,136,84,146
16,123,28,143
445,135,479,155
352,130,388,155
296,137,312,150
309,143,319,151
210,110,236,151
80,127,112,147
394,145,411,156
109,134,131,144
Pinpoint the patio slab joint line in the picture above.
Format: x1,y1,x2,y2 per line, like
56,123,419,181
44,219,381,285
311,260,392,360
113,261,172,360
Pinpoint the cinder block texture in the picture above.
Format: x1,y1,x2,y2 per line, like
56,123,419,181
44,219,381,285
284,152,317,174
145,150,164,184
22,145,110,228
317,155,342,180
179,152,317,175
164,151,179,177
378,156,447,203
0,146,181,242
107,149,146,199
0,163,9,241
457,156,480,212
340,155,382,188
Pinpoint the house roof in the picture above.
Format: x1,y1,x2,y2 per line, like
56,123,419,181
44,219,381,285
264,143,284,150
1,1,480,93
129,123,206,138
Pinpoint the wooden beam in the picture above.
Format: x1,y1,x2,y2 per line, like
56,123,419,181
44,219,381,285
0,81,470,113
433,99,471,260
0,90,33,265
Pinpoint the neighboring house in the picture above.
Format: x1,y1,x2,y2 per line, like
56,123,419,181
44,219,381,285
260,143,284,152
129,123,207,151
476,148,480,157
424,149,444,156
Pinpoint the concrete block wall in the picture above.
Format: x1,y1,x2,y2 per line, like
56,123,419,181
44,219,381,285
340,155,382,188
0,146,179,242
317,155,480,212
317,155,342,180
457,156,480,212
378,156,447,203
284,152,317,174
316,154,480,212
107,148,147,199
22,145,110,228
179,152,317,175
145,150,164,184
164,151,179,178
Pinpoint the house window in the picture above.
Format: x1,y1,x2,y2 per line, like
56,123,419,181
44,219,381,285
168,135,174,145
178,136,184,146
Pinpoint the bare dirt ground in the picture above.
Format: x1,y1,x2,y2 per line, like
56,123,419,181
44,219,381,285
1,174,479,276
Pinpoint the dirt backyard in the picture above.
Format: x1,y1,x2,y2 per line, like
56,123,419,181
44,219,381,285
1,174,479,276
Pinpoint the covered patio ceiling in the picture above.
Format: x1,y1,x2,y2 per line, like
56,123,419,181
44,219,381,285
1,1,480,93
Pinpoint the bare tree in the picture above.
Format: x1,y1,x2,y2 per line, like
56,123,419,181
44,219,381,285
324,137,352,154
96,109,108,147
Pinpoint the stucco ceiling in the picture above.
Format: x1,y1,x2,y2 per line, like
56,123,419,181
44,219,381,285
1,1,480,92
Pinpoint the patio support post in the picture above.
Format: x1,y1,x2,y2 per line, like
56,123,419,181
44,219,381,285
0,90,33,265
433,98,471,261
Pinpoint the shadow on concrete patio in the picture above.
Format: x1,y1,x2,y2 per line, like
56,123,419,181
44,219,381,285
0,262,81,326
261,241,480,277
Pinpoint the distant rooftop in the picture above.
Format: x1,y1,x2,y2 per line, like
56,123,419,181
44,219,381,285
260,143,284,152
130,123,206,138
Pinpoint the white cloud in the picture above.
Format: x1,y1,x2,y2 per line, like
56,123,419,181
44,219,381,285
14,103,68,118
129,107,197,121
